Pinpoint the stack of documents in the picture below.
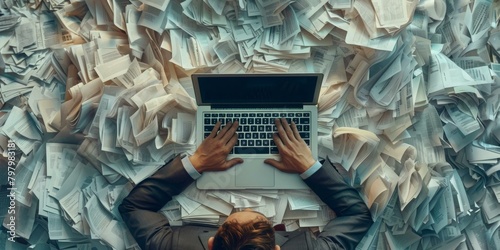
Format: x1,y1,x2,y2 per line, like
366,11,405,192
1,0,500,249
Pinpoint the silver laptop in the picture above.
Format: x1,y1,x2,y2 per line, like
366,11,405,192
192,73,323,190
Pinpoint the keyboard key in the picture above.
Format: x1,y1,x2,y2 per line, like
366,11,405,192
236,126,242,132
263,118,270,124
248,140,254,146
260,133,266,139
280,113,286,117
243,126,250,132
265,113,272,117
211,113,218,117
249,113,256,117
303,113,310,117
240,118,247,124
292,118,299,124
271,147,279,154
257,113,263,117
211,118,218,124
238,133,244,139
256,140,262,146
296,125,303,131
300,118,310,124
263,140,270,146
300,132,310,138
227,114,233,117
242,113,249,117
272,113,279,117
204,118,210,124
255,118,262,124
245,133,251,139
241,140,247,146
304,125,310,131
251,126,257,131
296,113,302,117
226,118,232,123
234,147,269,154
258,126,264,132
252,133,259,139
265,126,272,131
234,114,241,117
219,114,226,117
304,139,310,145
288,113,295,117
204,113,210,117
271,140,276,146
248,118,254,124
267,133,273,139
204,126,214,132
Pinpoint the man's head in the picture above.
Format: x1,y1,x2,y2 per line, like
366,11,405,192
208,209,280,250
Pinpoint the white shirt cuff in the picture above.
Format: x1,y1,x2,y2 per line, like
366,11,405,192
300,161,322,179
181,155,202,180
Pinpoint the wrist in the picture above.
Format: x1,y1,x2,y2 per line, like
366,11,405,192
300,159,316,173
300,160,322,179
189,155,204,173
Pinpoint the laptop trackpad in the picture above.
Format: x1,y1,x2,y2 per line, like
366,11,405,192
235,158,275,187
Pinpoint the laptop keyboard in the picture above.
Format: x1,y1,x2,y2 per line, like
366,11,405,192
203,111,311,154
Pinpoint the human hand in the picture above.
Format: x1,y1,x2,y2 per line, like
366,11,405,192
264,118,316,174
189,121,243,173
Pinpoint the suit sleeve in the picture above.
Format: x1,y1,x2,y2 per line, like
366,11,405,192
303,158,373,250
118,156,195,250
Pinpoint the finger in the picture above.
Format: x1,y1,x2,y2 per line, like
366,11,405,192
275,118,291,144
264,159,285,171
274,133,291,158
223,158,244,169
226,133,239,149
222,120,239,142
281,118,295,141
217,121,232,138
273,133,285,148
210,121,221,138
291,122,301,140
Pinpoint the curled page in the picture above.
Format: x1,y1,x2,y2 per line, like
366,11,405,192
417,0,446,21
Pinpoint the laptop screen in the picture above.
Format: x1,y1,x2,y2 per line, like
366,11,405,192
193,74,322,106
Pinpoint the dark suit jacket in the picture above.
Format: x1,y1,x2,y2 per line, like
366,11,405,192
119,156,373,249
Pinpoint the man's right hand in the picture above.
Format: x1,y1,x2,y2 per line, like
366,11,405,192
264,118,316,174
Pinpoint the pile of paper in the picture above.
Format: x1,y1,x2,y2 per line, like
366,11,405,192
1,0,500,249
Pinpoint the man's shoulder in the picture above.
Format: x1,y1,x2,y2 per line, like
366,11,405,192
172,224,218,235
171,225,218,250
277,230,313,249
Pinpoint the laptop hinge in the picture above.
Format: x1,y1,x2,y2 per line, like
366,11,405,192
211,104,303,109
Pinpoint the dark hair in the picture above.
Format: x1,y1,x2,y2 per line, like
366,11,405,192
212,220,276,250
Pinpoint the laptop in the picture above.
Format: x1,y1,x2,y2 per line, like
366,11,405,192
192,73,323,190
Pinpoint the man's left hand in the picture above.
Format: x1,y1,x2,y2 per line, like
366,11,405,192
189,121,243,173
